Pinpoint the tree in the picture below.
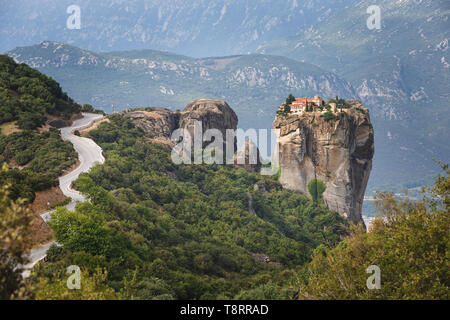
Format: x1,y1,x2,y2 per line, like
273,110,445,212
81,104,94,113
49,203,114,257
308,178,326,203
299,163,450,299
323,111,335,122
283,104,291,114
33,267,118,300
0,164,34,300
286,94,295,106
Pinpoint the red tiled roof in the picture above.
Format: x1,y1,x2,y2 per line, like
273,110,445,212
295,98,314,103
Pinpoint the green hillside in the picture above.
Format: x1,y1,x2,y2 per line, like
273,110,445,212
0,55,80,129
0,55,79,202
30,114,349,300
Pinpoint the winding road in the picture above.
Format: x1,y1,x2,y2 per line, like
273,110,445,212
23,113,105,276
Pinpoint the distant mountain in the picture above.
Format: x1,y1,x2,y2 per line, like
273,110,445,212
0,0,357,57
7,41,358,132
259,0,450,192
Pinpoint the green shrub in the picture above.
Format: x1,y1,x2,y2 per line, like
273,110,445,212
308,178,326,203
323,111,335,122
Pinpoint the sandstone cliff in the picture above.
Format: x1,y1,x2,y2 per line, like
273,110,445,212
120,99,238,152
179,99,238,150
273,100,374,224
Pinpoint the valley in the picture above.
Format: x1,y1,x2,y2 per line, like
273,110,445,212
0,0,448,303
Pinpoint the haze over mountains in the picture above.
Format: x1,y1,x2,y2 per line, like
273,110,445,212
0,0,358,56
1,0,449,194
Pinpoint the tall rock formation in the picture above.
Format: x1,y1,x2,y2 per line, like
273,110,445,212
179,99,238,150
273,100,374,224
120,99,238,153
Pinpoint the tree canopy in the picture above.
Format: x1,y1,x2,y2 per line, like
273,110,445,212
30,115,348,300
0,165,34,300
0,55,81,130
298,163,449,299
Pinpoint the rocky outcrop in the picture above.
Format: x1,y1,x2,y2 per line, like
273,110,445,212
179,99,238,150
120,99,238,152
273,100,374,224
234,138,262,173
120,107,179,139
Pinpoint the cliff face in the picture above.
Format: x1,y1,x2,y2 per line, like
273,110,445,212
234,138,262,173
121,107,179,139
273,100,374,224
120,99,238,151
179,99,238,149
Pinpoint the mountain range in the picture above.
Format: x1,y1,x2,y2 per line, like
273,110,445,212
7,41,358,131
2,0,449,195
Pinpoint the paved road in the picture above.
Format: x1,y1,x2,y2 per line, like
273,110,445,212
24,113,105,276
22,242,55,278
59,113,105,205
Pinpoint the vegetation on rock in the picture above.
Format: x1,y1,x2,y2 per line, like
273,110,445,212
308,179,327,203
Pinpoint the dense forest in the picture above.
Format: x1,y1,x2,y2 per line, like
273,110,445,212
29,115,349,299
0,56,80,202
0,55,80,129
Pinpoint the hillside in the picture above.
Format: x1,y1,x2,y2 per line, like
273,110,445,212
258,0,450,191
0,55,81,200
0,55,82,245
30,114,349,300
0,55,81,129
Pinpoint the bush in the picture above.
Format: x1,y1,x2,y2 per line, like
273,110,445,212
15,149,33,166
299,163,450,300
322,111,335,122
